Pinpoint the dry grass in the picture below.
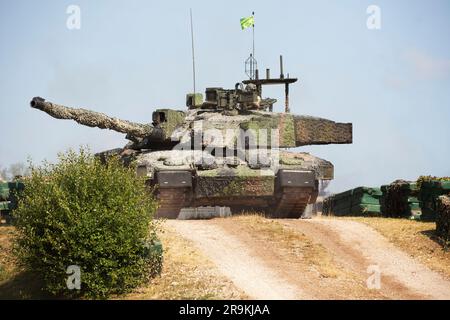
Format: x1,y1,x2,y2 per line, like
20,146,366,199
0,223,245,300
0,226,17,282
343,217,450,279
121,225,246,300
0,225,49,299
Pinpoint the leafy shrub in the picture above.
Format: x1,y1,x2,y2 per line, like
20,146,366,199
13,148,161,298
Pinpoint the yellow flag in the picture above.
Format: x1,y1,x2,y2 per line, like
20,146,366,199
240,16,254,30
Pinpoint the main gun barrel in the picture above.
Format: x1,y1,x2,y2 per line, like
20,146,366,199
30,97,152,138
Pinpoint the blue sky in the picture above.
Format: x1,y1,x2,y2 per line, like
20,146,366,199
0,0,449,192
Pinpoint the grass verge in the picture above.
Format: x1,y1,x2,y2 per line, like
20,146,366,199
343,217,450,279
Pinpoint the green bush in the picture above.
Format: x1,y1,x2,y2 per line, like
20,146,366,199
13,148,161,298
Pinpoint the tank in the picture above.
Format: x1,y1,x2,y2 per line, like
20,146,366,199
30,67,352,219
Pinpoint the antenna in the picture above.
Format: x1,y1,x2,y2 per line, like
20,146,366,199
190,8,196,96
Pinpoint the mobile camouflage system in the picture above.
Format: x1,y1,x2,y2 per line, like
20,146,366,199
30,60,352,219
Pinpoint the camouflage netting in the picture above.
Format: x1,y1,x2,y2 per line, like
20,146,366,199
239,113,296,147
293,116,352,146
196,174,274,198
380,180,420,218
30,97,353,150
30,97,152,138
323,177,450,223
436,195,450,245
417,176,450,220
0,181,25,222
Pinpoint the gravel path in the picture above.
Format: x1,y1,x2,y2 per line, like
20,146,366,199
165,218,450,300
165,220,305,300
283,219,450,300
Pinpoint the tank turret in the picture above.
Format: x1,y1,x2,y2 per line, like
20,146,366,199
31,94,351,150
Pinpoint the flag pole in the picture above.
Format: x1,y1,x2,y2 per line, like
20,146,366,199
252,11,255,58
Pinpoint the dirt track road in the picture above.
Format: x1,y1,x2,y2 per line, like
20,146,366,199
165,217,450,300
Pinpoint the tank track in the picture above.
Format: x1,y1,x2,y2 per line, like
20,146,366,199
272,187,317,218
155,186,318,219
155,188,191,219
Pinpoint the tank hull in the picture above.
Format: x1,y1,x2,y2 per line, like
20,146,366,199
130,149,330,219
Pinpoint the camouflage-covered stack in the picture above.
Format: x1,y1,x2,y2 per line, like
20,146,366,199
323,187,382,216
0,182,11,212
380,180,420,218
0,181,25,219
418,177,450,221
323,178,450,222
436,195,450,245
